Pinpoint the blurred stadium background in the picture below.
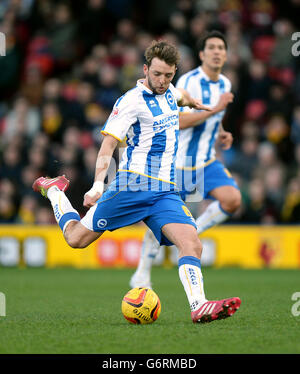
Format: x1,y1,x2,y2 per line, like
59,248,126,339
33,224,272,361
0,0,300,270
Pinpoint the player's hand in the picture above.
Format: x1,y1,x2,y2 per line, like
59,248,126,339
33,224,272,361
189,98,212,111
218,131,233,150
83,192,101,208
214,92,234,112
83,181,104,208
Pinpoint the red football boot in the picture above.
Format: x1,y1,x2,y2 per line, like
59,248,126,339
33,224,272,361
32,175,70,198
191,297,241,323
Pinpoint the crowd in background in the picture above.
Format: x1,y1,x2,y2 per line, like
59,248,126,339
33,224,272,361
0,0,300,226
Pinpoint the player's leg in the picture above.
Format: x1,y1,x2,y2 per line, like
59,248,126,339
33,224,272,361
196,185,241,233
32,175,102,248
161,222,207,310
147,192,241,323
162,222,241,323
130,169,191,289
63,220,102,248
129,228,161,288
210,185,241,213
145,195,209,315
195,161,241,234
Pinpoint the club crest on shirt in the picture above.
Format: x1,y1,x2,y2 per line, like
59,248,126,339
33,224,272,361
166,91,175,106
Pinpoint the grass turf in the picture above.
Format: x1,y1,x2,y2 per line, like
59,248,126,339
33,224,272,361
0,267,299,354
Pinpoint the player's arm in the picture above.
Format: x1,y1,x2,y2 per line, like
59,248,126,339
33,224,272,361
179,92,234,129
83,91,136,208
217,122,233,150
179,111,215,129
176,88,211,112
83,134,119,208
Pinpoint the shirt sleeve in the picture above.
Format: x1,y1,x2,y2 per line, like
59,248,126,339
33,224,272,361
175,76,197,114
175,75,186,90
226,79,232,93
169,83,183,103
220,74,232,93
101,94,138,141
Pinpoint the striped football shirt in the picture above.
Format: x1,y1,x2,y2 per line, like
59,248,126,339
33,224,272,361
102,80,183,185
175,66,231,169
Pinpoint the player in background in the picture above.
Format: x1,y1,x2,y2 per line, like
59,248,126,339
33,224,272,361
130,31,241,289
33,40,241,323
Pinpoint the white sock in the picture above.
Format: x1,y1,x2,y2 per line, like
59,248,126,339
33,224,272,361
47,186,80,233
178,256,207,311
134,229,160,277
196,201,231,234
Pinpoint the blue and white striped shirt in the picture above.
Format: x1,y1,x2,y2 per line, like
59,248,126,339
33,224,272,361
175,67,231,168
102,80,182,185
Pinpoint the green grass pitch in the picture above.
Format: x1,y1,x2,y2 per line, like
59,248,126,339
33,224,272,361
0,266,299,354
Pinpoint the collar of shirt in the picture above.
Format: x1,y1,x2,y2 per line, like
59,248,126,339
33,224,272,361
136,79,170,97
198,66,220,84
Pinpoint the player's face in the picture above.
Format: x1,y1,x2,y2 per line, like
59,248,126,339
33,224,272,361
144,57,176,95
199,37,227,71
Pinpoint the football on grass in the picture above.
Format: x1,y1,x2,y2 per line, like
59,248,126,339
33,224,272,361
121,287,161,324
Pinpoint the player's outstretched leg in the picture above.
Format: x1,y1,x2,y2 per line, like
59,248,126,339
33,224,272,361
129,229,160,289
32,175,70,197
32,175,80,234
32,175,101,248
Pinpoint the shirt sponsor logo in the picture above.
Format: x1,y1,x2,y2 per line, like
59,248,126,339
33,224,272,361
153,114,178,133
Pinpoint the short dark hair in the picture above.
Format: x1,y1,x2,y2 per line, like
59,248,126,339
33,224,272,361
144,40,180,67
198,30,228,51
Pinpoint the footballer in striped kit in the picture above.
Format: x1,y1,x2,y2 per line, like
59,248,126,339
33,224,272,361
121,287,161,324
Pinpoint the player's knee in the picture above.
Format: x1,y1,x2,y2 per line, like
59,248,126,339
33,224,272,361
195,238,203,258
181,237,202,258
65,233,87,249
190,239,202,259
220,189,241,213
63,221,89,249
230,190,242,211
